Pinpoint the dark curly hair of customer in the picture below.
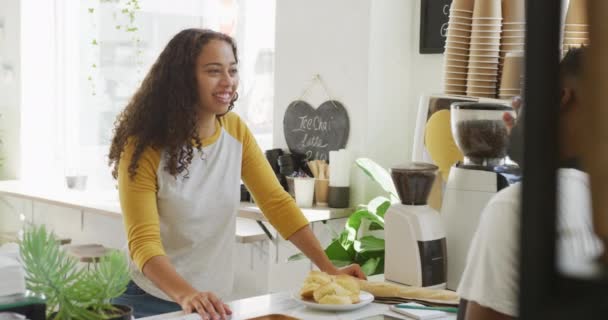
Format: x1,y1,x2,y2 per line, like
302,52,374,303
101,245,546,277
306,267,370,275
109,29,238,180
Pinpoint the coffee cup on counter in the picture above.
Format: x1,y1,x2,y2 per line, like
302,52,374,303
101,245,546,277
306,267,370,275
294,177,315,208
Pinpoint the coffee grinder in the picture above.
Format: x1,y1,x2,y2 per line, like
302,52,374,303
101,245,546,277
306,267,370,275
384,162,447,289
441,102,521,290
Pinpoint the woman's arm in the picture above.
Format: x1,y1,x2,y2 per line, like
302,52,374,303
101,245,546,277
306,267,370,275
288,225,366,279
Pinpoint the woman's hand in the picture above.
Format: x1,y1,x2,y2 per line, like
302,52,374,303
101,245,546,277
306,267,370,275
327,264,367,280
179,290,232,320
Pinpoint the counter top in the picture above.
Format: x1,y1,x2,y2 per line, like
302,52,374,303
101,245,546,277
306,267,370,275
238,203,354,223
140,291,457,320
0,180,353,223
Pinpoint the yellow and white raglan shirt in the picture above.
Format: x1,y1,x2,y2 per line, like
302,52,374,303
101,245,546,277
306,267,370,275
118,112,309,301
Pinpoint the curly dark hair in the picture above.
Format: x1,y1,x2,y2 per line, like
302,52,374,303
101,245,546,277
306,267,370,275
108,29,238,180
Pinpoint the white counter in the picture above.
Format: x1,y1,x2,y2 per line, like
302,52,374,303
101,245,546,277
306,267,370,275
0,180,353,223
139,291,457,320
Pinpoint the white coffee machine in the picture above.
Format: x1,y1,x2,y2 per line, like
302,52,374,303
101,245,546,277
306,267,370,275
441,102,521,290
385,163,447,289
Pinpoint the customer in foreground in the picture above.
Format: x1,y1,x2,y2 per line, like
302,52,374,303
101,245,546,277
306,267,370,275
457,47,603,320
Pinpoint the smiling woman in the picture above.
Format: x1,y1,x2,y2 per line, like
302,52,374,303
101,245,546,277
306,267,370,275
107,29,365,320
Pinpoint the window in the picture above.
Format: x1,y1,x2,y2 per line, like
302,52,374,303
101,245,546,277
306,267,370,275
22,0,275,189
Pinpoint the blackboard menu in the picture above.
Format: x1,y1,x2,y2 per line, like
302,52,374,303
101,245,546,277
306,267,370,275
283,100,350,161
420,0,452,54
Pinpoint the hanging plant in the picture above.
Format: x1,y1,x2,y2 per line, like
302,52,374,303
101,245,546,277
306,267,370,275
87,0,142,96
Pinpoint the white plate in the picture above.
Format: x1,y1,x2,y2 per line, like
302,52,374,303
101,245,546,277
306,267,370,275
293,291,374,311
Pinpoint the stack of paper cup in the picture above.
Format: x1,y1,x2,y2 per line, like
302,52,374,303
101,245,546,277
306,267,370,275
499,52,524,99
499,0,526,97
563,0,589,53
500,0,526,59
443,0,475,96
466,0,502,98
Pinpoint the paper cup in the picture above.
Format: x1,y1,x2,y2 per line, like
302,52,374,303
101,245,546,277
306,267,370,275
469,68,499,75
445,54,470,62
445,59,468,68
447,28,472,38
445,84,467,92
564,24,589,32
445,71,468,79
467,73,499,81
502,37,525,44
445,56,470,63
503,0,525,23
502,30,526,36
446,40,470,49
470,48,501,55
469,56,500,64
500,53,524,90
564,31,589,37
473,0,502,19
472,25,502,32
470,37,501,45
445,65,468,73
294,177,316,208
565,0,588,25
500,88,522,93
470,93,497,98
470,43,501,51
468,61,499,69
467,89,497,96
314,179,329,207
450,17,472,25
563,38,590,45
445,78,468,86
445,47,469,55
450,21,474,29
468,80,498,87
446,91,467,96
447,35,471,42
444,59,469,67
451,0,475,12
469,51,501,57
501,44,525,50
467,87,497,94
446,51,470,58
468,88,497,93
444,81,467,88
502,23,526,29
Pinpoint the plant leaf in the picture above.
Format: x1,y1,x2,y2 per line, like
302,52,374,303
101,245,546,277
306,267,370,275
354,236,385,254
367,196,391,218
337,208,385,260
330,260,353,268
355,158,399,204
360,257,381,276
287,253,307,262
325,239,354,262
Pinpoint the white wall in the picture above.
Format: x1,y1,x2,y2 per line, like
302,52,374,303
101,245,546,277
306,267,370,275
0,0,21,180
274,0,443,202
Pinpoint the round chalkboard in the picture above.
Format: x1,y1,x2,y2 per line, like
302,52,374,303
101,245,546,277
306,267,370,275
283,100,350,161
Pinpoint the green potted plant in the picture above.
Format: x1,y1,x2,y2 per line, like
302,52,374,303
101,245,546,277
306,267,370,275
290,158,399,276
19,225,132,320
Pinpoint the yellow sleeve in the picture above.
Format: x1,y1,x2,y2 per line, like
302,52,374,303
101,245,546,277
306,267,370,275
223,113,309,239
118,139,165,271
424,110,463,181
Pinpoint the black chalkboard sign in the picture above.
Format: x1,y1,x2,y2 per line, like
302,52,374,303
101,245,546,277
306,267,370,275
420,0,452,54
283,100,349,161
